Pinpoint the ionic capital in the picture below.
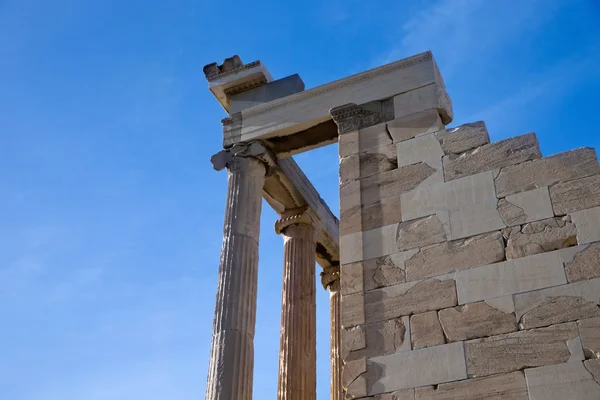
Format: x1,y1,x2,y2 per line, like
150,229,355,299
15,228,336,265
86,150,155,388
210,140,276,173
274,206,319,235
320,264,340,291
330,103,382,134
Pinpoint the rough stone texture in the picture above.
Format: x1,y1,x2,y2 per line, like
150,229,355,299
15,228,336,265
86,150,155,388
363,278,458,324
341,195,403,236
374,389,415,400
566,242,600,282
436,121,490,155
585,359,600,383
277,223,317,400
355,123,393,156
525,362,600,400
443,133,541,181
368,342,467,395
497,187,554,226
395,133,444,187
438,301,517,342
347,317,410,360
571,206,600,245
396,215,447,251
342,358,367,393
342,262,364,295
387,109,444,143
414,371,528,400
410,311,445,349
455,250,568,305
341,292,365,328
494,147,600,197
404,232,505,282
400,170,496,223
503,216,577,259
363,251,417,291
465,322,580,377
514,278,600,329
578,317,600,359
340,146,397,185
342,325,366,359
550,174,600,215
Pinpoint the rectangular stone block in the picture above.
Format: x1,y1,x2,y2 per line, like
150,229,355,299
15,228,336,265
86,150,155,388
497,187,554,226
443,133,541,181
341,262,364,295
448,199,505,240
396,133,444,170
340,194,403,236
341,292,365,328
363,278,457,324
414,371,528,400
363,250,417,291
503,216,577,260
513,276,600,329
404,231,505,282
397,214,448,251
465,323,580,377
400,171,497,222
578,317,600,359
524,362,600,400
339,144,397,185
410,311,445,349
393,83,452,125
494,147,600,197
368,342,467,395
229,74,305,113
570,206,600,245
387,109,444,143
435,121,490,155
340,230,363,265
549,174,600,215
346,316,411,361
455,250,568,305
438,301,517,342
373,389,415,400
360,162,437,205
566,242,600,282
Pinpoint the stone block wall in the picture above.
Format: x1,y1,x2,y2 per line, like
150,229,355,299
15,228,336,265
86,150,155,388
338,108,600,399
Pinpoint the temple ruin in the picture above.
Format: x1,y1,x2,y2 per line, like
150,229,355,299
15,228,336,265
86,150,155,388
203,52,600,400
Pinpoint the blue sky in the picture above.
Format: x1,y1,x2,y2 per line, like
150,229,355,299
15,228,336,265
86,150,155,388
1,0,599,398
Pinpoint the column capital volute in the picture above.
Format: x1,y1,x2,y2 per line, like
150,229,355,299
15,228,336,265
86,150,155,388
210,140,276,172
274,206,319,235
320,264,340,291
329,102,383,134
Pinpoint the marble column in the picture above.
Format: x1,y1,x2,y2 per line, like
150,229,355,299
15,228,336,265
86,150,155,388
206,144,269,400
275,209,318,400
321,265,343,400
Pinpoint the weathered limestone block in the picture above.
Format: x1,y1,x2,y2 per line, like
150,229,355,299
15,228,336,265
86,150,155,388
400,171,496,223
393,83,452,125
447,199,505,240
368,342,467,394
578,317,600,359
435,121,490,155
566,242,600,282
514,277,600,329
387,109,444,143
342,325,367,359
571,206,600,244
410,311,445,349
524,362,600,400
395,133,444,186
341,195,403,236
465,322,581,377
443,133,541,181
341,262,364,295
455,250,568,305
414,371,528,400
342,358,367,392
339,145,397,185
340,230,363,265
373,389,415,400
494,147,600,197
347,376,368,399
497,187,554,226
339,123,392,158
550,174,600,215
404,231,505,282
585,359,600,383
341,292,365,328
363,278,457,324
503,216,577,259
363,250,418,291
438,301,517,342
396,215,447,251
347,317,411,361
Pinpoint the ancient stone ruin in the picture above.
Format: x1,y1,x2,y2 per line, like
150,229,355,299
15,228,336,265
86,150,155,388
203,52,600,400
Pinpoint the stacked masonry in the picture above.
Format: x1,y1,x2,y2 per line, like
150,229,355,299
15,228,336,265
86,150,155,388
338,107,600,398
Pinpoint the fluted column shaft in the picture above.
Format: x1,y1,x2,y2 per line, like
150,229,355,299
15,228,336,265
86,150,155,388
329,278,343,400
276,222,317,400
206,156,266,400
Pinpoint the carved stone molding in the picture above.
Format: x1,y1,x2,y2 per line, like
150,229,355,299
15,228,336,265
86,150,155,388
320,264,340,291
210,140,276,173
274,206,319,235
330,103,382,134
